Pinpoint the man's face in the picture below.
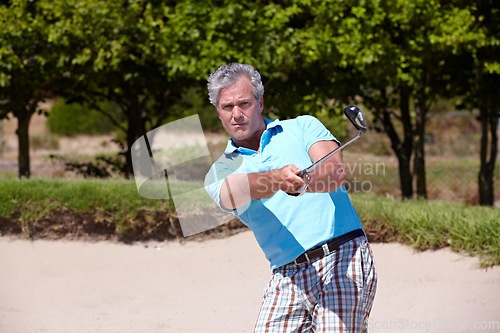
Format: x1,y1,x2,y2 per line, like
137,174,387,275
216,76,265,146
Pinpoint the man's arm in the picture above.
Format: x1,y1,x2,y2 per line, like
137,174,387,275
306,140,347,193
219,165,307,210
218,140,345,209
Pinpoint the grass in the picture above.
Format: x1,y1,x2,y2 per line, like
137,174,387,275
351,193,500,267
0,176,171,237
0,177,165,215
1,176,499,266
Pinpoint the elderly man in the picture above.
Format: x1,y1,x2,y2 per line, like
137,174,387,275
204,63,377,332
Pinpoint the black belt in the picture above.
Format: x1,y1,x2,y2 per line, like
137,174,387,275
293,229,365,265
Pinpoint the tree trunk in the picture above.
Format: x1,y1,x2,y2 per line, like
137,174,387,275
16,109,33,178
381,108,413,200
398,152,413,200
399,85,414,199
478,107,498,206
125,96,144,179
379,84,414,200
414,102,427,199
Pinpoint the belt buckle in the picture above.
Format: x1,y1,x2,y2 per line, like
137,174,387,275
294,252,310,265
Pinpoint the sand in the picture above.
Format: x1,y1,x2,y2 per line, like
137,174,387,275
1,231,499,333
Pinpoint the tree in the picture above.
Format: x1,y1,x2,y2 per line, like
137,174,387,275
304,0,487,201
1,0,210,178
60,0,192,177
470,1,499,207
446,1,500,205
171,0,352,128
61,0,315,177
0,0,74,177
0,0,370,179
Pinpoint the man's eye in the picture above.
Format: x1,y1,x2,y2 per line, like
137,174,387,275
223,105,233,111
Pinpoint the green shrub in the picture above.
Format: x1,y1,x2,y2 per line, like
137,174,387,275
47,99,120,136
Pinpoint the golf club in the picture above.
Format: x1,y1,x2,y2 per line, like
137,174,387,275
287,105,367,196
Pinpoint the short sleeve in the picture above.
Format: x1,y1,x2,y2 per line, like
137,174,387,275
204,153,245,213
297,115,339,152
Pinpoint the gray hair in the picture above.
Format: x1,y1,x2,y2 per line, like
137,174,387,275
207,63,264,106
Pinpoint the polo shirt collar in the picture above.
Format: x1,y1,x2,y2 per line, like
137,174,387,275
224,118,281,154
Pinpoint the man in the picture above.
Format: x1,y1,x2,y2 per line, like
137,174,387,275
204,63,377,332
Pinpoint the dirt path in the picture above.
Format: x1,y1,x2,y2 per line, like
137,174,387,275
1,232,499,333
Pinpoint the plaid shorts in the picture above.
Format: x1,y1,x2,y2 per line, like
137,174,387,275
254,235,377,333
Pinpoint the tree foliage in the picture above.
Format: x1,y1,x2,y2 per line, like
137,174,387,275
443,0,500,205
0,0,76,177
0,0,498,205
58,0,192,177
293,0,499,201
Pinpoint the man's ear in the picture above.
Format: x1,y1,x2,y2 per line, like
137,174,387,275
215,106,221,119
258,97,264,114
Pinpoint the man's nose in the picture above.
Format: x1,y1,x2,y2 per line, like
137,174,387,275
232,106,243,118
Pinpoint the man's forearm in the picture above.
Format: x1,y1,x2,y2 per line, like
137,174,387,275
219,165,306,209
220,172,275,210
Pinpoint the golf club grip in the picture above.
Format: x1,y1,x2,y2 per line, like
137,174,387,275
286,169,306,196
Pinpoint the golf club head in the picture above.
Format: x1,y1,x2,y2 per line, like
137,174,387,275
343,105,367,136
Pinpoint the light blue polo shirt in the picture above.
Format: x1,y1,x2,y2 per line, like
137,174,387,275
204,115,363,269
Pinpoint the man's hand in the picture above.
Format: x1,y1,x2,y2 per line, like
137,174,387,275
255,164,307,199
219,165,307,210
